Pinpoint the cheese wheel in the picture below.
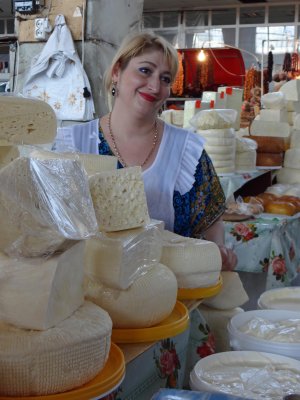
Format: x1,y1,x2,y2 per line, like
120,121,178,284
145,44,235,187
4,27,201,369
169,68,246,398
197,128,235,139
85,263,178,328
202,136,235,146
205,145,235,155
177,271,221,288
264,200,296,216
0,301,112,396
89,166,150,232
160,230,222,280
276,167,300,184
0,146,20,169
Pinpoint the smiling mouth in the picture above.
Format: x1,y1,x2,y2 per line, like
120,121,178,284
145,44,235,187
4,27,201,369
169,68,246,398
139,92,157,102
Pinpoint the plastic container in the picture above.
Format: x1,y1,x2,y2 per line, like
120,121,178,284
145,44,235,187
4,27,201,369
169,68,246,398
257,287,300,311
228,309,300,360
151,388,248,399
190,350,300,399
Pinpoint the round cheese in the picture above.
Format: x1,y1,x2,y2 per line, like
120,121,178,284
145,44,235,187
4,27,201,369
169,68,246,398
198,128,235,139
85,263,178,328
205,145,235,155
0,301,112,396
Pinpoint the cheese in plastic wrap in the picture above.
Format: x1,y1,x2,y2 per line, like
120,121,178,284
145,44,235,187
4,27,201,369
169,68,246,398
189,109,238,130
84,220,164,290
0,150,98,258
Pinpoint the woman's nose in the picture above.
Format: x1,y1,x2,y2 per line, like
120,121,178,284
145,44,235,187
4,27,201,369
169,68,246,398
148,76,160,92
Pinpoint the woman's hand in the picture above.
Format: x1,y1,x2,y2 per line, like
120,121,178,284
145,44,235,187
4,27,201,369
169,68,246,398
218,244,238,271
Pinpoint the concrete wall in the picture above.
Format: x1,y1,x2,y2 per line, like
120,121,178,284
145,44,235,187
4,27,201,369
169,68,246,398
14,0,144,119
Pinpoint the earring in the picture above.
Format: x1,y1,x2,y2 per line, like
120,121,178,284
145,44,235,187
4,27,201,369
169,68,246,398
111,81,117,96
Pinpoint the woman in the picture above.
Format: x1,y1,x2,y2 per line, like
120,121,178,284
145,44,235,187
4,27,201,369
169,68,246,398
98,32,237,271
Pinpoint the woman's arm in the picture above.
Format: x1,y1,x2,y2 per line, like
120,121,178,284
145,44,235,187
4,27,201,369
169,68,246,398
204,217,237,271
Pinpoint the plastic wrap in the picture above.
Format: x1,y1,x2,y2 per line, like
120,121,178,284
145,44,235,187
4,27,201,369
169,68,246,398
225,195,263,216
151,389,248,400
261,91,286,110
189,109,238,130
84,220,163,290
0,149,98,258
235,137,258,152
190,351,300,400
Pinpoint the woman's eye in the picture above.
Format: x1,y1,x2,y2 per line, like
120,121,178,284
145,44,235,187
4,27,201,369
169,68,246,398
161,76,171,85
139,67,151,75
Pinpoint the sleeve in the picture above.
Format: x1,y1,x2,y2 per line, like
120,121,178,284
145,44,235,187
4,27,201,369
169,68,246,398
173,147,226,238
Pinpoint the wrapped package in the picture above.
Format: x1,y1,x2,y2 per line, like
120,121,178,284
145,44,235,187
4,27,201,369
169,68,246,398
190,109,237,130
85,220,163,290
0,150,98,257
0,242,85,330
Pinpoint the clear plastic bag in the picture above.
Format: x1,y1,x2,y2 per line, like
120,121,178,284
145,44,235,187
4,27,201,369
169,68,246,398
189,109,238,130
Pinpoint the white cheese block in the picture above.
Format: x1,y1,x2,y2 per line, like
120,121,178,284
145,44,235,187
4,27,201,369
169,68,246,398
204,144,235,155
85,263,178,328
183,101,199,128
0,154,97,237
201,136,235,147
211,159,235,168
0,96,57,145
250,120,291,138
202,91,227,108
198,304,244,352
293,114,300,130
0,301,112,396
197,128,235,139
287,111,296,126
259,109,288,123
171,110,184,127
0,242,85,330
160,109,173,124
284,148,300,169
203,271,249,310
192,110,235,130
85,221,163,290
235,150,256,165
280,79,300,101
207,151,235,161
236,137,257,153
276,167,300,184
216,166,235,174
0,146,20,169
89,166,150,232
160,230,221,288
261,91,286,110
290,129,300,148
217,87,243,130
265,183,291,196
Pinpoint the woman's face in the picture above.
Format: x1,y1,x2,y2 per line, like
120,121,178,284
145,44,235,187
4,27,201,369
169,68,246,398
113,49,172,116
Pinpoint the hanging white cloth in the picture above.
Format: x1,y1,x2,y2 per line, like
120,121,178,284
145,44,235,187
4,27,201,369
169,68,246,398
23,14,95,121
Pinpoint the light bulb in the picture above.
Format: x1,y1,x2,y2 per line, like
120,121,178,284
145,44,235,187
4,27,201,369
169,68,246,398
197,49,206,62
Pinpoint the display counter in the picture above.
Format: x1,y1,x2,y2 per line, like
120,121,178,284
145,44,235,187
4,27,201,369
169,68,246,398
225,213,300,292
109,300,215,400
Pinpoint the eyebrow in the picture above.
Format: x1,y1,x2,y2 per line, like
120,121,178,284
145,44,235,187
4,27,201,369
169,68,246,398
137,60,171,76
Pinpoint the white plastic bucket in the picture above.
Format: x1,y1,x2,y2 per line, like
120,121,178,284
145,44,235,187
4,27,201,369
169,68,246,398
190,350,300,399
257,287,300,311
228,309,300,360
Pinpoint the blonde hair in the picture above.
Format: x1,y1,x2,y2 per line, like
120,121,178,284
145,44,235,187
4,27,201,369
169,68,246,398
104,32,179,106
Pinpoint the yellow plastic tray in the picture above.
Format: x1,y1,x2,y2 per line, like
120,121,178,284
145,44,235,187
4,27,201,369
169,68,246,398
111,300,189,343
0,342,125,400
177,276,223,300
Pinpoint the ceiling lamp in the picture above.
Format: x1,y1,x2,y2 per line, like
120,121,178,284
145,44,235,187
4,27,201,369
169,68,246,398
197,49,206,62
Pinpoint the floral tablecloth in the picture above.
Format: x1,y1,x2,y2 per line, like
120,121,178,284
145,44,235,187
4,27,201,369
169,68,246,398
225,213,300,289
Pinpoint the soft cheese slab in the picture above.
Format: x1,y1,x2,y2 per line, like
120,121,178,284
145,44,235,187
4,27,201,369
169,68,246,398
85,220,163,289
85,263,178,328
0,242,85,330
0,154,98,257
89,166,150,232
0,96,57,145
160,230,222,288
0,301,112,396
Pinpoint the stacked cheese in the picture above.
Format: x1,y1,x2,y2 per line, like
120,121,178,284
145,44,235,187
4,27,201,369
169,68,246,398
251,91,290,168
276,148,300,184
217,87,244,131
280,79,300,125
0,155,113,395
190,109,237,174
160,109,184,127
235,137,257,172
0,151,98,258
85,166,178,328
160,230,222,289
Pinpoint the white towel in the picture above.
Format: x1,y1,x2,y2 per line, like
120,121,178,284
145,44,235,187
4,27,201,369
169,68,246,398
23,15,95,121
